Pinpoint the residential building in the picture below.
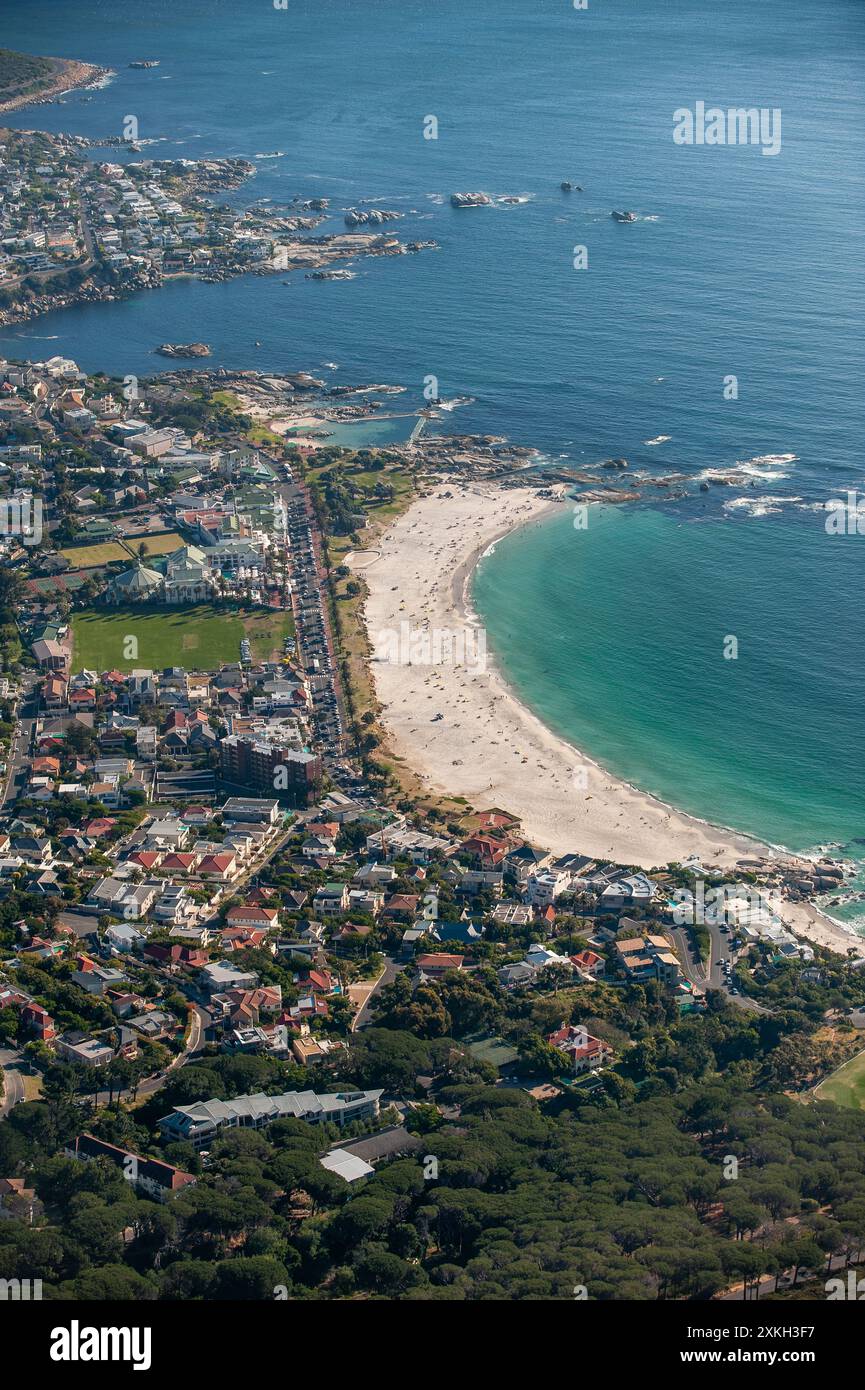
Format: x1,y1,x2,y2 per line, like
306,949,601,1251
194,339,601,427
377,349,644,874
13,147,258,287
616,934,681,987
220,736,322,806
55,1033,114,1067
158,1088,383,1147
548,1025,613,1075
313,882,349,918
66,1134,196,1202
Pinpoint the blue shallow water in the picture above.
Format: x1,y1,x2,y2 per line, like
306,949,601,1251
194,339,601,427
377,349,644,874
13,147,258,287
474,505,865,854
2,0,863,911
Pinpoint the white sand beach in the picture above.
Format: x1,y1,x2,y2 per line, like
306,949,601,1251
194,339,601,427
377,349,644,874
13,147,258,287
357,481,860,956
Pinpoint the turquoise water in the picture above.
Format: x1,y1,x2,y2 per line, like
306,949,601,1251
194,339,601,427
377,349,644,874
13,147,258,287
1,0,863,909
474,505,865,918
290,416,419,448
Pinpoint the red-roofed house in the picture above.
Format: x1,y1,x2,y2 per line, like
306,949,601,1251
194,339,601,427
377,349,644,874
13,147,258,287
32,756,61,777
305,821,340,842
547,1025,612,1074
160,852,199,874
43,675,67,708
570,950,605,978
214,985,283,1028
416,953,464,978
144,942,207,968
224,905,280,930
220,926,268,952
67,1134,196,1202
197,852,239,882
245,886,277,904
85,818,117,839
21,1002,56,1042
461,835,510,868
69,687,97,712
299,968,335,996
383,894,420,920
128,851,162,872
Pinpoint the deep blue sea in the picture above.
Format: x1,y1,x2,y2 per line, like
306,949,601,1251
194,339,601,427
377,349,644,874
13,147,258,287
2,0,864,920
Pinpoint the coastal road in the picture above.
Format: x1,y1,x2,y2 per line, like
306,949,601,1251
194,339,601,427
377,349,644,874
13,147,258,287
669,922,772,1015
281,478,347,749
669,921,731,991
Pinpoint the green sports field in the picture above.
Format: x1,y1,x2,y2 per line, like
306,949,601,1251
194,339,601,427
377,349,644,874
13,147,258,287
813,1048,865,1110
71,604,294,672
60,541,132,569
72,605,245,672
127,532,185,558
244,608,294,660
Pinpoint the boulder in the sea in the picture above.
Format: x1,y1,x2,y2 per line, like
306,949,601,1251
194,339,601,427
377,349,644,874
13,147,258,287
155,342,211,358
450,192,493,208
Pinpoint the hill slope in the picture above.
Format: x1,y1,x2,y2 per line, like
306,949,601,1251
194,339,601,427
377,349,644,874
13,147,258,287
0,47,103,113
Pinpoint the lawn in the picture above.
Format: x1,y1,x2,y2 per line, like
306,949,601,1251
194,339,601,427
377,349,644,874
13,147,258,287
22,1072,43,1102
813,1048,865,1109
124,532,184,558
60,541,131,569
246,422,285,449
72,605,246,673
244,608,295,661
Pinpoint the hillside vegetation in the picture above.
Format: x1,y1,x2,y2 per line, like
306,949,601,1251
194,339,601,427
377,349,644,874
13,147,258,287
0,48,60,105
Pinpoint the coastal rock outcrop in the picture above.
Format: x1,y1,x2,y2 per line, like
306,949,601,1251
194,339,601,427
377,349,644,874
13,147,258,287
344,208,403,228
450,192,493,208
155,342,211,358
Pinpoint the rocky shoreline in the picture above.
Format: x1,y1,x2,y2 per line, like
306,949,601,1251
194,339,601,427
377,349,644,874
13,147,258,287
0,57,112,114
0,122,437,328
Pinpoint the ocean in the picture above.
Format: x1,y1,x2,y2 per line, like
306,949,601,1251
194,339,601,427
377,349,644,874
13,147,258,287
2,0,863,921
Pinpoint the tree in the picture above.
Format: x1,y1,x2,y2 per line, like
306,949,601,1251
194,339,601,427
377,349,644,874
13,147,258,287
211,1255,291,1300
56,1266,157,1300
